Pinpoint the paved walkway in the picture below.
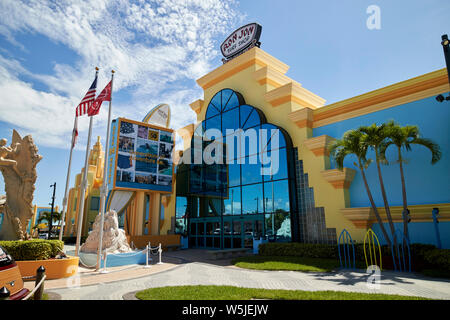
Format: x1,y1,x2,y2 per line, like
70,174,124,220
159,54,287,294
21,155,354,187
45,249,450,300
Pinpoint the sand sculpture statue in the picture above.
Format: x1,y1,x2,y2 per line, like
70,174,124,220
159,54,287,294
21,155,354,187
0,130,42,240
80,210,132,254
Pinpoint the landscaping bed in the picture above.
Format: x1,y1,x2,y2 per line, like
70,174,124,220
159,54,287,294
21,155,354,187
232,255,343,272
253,242,450,277
135,285,427,300
0,239,78,279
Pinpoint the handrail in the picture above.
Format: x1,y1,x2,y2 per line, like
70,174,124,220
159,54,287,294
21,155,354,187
23,274,46,300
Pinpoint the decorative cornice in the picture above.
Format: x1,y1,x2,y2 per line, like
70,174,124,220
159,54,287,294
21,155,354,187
313,68,449,128
341,203,450,229
176,123,195,150
196,47,289,90
303,135,336,156
189,99,204,114
264,81,326,110
254,65,292,88
321,168,356,189
288,107,314,128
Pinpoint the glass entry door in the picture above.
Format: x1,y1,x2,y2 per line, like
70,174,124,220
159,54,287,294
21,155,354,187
189,217,221,249
223,215,264,249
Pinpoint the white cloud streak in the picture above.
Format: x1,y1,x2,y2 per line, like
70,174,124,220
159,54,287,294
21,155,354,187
0,0,242,149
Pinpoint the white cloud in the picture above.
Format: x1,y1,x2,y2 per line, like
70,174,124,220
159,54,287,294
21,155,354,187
0,0,242,149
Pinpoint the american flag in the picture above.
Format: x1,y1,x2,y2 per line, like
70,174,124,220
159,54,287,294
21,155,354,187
88,80,111,116
76,75,98,117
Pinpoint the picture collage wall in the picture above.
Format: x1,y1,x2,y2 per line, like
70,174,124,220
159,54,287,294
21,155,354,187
116,120,174,190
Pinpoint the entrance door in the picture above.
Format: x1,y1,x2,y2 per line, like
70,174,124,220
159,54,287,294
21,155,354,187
222,215,264,249
189,217,221,249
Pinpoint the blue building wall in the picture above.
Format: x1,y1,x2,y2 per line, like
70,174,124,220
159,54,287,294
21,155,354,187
313,95,450,247
372,221,449,249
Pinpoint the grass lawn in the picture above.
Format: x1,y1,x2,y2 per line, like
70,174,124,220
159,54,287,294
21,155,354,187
232,255,365,272
135,285,427,300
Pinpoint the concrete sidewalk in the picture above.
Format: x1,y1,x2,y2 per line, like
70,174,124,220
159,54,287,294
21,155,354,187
45,249,450,300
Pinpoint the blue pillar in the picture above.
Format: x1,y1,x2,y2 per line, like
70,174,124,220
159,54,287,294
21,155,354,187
432,208,442,249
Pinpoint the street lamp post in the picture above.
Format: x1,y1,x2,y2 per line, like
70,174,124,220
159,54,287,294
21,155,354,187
436,34,450,102
441,34,450,85
49,183,56,239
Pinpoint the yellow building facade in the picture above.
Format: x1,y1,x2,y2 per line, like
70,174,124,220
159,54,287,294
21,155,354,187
173,46,450,248
64,46,449,249
64,137,104,237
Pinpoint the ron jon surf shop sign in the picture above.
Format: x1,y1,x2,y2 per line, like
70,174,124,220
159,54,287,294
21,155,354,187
220,23,262,61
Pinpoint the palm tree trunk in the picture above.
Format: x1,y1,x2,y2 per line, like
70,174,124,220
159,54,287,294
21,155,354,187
375,151,398,248
359,160,392,248
398,147,410,242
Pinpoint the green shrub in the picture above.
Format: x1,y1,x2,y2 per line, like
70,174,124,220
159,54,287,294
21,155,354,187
258,242,450,274
0,239,64,261
423,248,450,272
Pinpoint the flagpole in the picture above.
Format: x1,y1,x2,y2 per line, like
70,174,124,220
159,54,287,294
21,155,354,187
58,116,77,240
75,67,99,256
96,70,115,270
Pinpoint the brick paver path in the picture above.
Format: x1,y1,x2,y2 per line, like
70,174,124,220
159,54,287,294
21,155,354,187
46,249,450,300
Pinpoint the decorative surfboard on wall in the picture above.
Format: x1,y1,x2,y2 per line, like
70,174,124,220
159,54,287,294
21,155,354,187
142,103,171,128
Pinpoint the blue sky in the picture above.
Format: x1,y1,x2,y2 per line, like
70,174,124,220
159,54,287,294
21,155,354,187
0,0,448,208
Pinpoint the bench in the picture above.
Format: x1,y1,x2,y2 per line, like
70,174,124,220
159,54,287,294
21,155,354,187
206,248,251,260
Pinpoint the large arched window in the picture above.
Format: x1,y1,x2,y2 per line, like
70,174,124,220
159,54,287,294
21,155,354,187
176,89,297,248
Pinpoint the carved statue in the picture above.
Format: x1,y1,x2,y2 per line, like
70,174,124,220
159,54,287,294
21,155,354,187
80,210,132,254
0,130,42,240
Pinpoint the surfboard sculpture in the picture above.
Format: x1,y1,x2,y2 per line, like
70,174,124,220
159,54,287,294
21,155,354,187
142,103,171,128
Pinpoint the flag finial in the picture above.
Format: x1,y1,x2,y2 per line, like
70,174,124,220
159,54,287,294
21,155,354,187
111,70,115,74
95,67,99,71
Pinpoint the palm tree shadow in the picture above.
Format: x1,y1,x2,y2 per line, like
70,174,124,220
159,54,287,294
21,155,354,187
311,269,419,286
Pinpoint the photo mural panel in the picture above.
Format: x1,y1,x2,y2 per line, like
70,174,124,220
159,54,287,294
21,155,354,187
108,118,174,193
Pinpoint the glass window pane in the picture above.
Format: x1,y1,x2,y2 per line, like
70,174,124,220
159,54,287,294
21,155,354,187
222,90,240,112
238,128,258,158
224,187,241,215
260,124,286,151
224,134,240,161
241,154,263,185
209,198,222,216
205,103,220,119
240,105,261,129
176,197,187,218
241,183,264,214
205,115,221,134
233,220,241,235
198,222,204,235
228,162,240,187
262,149,288,181
222,107,240,136
264,180,290,214
190,223,197,235
264,212,291,241
224,237,232,248
244,221,253,236
212,91,222,110
223,221,232,235
90,197,100,211
188,197,199,218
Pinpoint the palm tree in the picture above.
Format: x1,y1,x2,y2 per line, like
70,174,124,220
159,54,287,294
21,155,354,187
330,129,392,247
358,123,397,248
380,121,442,241
36,211,62,231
